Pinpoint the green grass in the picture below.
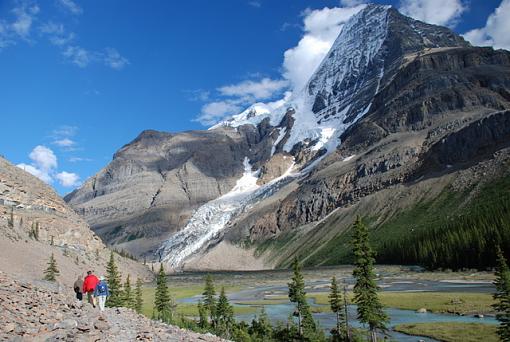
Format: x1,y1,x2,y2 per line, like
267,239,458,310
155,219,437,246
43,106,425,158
140,284,249,318
309,291,495,315
394,322,498,342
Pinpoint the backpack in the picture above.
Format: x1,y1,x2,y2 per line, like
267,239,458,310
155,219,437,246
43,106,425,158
97,283,107,295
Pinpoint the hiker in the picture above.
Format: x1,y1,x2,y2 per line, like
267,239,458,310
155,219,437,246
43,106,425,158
73,275,83,301
94,276,109,311
82,270,100,307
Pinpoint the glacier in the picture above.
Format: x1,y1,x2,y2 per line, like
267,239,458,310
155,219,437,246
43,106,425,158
157,157,296,269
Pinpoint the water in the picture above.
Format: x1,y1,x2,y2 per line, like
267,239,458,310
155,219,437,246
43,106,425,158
170,268,497,341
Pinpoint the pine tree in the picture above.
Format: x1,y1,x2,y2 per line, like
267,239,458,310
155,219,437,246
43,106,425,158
288,257,318,340
198,300,209,328
215,287,234,338
154,264,173,322
352,216,388,342
493,246,510,341
123,274,135,309
106,250,123,307
135,277,143,314
329,276,347,341
250,307,273,341
203,274,217,326
7,206,13,228
43,253,59,281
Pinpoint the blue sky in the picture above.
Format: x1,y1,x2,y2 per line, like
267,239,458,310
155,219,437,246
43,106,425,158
0,0,507,194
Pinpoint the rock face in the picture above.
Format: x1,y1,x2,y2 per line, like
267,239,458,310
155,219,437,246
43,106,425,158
65,4,510,270
0,271,224,341
0,156,151,286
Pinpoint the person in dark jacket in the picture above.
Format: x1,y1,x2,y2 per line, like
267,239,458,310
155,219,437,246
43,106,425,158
83,271,100,307
94,276,109,311
73,275,83,301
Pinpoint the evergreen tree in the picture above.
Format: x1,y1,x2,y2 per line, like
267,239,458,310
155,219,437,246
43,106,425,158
352,216,388,342
106,250,123,307
43,253,59,281
493,246,510,341
8,206,13,228
329,276,347,341
135,277,143,314
202,274,217,326
197,300,209,328
154,264,173,322
123,274,135,309
215,287,234,338
288,257,319,340
250,307,273,341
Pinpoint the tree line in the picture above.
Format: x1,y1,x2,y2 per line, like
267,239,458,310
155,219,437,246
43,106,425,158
377,195,510,270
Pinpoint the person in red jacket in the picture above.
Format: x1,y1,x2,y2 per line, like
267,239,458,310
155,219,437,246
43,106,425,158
82,270,100,308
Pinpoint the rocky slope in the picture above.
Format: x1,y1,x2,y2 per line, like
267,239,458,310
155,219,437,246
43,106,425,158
0,156,151,286
0,271,224,341
66,4,510,271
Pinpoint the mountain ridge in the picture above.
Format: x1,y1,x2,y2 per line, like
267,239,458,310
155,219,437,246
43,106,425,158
65,4,510,271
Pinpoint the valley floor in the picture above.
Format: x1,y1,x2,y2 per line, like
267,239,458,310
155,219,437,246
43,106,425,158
141,266,498,342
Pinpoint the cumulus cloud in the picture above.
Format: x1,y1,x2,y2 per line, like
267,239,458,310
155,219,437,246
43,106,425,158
195,101,243,126
17,145,57,184
56,0,82,15
29,145,57,171
17,163,53,184
55,171,81,187
399,0,465,27
218,78,289,100
283,5,366,92
463,0,510,50
17,145,81,188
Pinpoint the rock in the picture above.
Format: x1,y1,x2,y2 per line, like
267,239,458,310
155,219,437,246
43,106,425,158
53,319,78,330
3,322,16,333
416,308,427,313
94,320,110,331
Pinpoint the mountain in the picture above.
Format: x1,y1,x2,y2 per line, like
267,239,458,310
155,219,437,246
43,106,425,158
0,156,151,286
65,4,510,271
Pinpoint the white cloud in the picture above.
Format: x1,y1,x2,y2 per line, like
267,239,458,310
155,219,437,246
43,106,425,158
56,0,83,15
40,22,75,46
62,45,129,69
218,78,288,100
55,171,81,187
399,0,465,27
63,45,91,67
463,0,510,50
11,1,39,38
103,48,130,70
16,145,81,188
17,163,53,184
69,157,92,162
283,5,366,92
53,138,75,147
248,1,261,8
340,0,366,6
17,145,57,184
29,145,57,171
195,101,243,126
